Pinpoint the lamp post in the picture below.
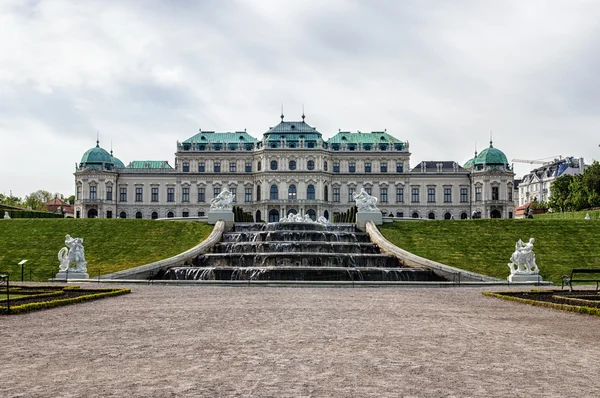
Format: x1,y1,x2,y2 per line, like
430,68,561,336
18,260,27,282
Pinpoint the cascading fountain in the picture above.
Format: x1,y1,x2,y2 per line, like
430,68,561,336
161,219,444,282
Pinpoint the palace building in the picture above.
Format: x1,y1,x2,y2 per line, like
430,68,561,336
74,115,515,221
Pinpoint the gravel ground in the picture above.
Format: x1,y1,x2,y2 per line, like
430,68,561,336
2,284,600,397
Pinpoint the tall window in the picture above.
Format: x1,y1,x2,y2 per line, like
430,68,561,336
475,186,482,201
508,187,513,201
288,185,297,200
245,187,252,202
245,162,252,172
213,187,221,199
213,161,221,173
198,162,205,172
324,185,328,202
365,162,371,173
307,185,315,200
307,160,314,170
396,187,404,203
289,160,296,170
257,185,261,201
348,187,355,202
324,161,328,171
135,187,143,202
151,187,159,202
119,187,127,202
257,161,261,171
182,187,190,202
167,187,175,202
460,187,468,202
270,184,278,200
230,188,236,202
230,162,236,173
396,162,403,173
365,187,372,195
198,187,205,202
271,160,278,170
333,187,340,202
380,162,388,173
90,186,97,200
411,187,419,203
333,162,340,173
427,187,435,203
76,185,82,200
492,186,499,200
106,186,112,201
444,187,452,203
349,162,356,173
183,162,189,172
381,188,388,203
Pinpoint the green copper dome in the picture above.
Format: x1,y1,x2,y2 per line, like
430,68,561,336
110,151,125,168
473,142,509,168
80,141,115,169
463,157,474,169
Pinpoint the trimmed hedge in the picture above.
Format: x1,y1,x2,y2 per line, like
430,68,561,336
0,287,131,315
482,291,600,317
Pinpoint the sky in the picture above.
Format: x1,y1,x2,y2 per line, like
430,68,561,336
1,0,599,198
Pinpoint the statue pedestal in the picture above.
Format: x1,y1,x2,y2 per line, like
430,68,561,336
55,271,89,280
356,211,383,231
208,211,234,231
508,273,543,283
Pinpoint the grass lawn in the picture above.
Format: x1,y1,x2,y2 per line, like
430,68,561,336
0,219,214,281
379,218,600,285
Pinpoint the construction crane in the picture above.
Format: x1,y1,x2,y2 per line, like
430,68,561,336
511,156,562,165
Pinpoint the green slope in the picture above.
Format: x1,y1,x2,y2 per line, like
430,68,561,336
0,219,214,281
379,219,600,284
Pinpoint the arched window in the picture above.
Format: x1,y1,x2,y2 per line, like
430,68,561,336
288,184,297,200
119,211,127,219
324,186,328,202
257,161,262,171
255,210,261,222
257,185,261,201
287,209,297,216
323,210,329,220
87,209,98,218
324,161,328,171
151,212,158,219
307,184,315,200
270,160,278,170
461,212,468,220
135,211,143,219
270,184,278,200
268,209,279,223
307,160,315,170
444,212,452,220
306,209,316,221
412,212,419,219
289,160,296,170
396,212,403,218
428,212,435,220
167,211,174,218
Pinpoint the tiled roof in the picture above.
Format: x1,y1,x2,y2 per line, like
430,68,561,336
127,161,173,169
410,161,466,173
183,131,257,144
328,131,402,144
266,121,320,134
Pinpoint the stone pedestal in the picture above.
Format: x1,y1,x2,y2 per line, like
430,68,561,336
55,271,89,280
356,211,383,231
508,273,543,283
208,211,234,231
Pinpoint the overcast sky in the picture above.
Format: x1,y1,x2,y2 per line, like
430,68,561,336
1,0,599,198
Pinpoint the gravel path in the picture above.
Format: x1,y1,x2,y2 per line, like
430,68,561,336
2,285,600,397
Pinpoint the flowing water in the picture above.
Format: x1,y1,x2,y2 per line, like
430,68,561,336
162,222,444,282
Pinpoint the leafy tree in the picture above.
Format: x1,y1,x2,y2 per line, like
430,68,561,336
24,190,53,211
582,161,600,208
567,175,588,211
549,174,573,212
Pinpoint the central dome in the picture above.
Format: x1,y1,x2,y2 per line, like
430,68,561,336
79,140,115,170
473,142,509,168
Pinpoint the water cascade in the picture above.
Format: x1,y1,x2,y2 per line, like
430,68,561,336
162,222,444,282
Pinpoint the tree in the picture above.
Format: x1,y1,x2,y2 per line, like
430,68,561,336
0,193,23,207
24,190,53,211
582,161,600,208
549,174,573,212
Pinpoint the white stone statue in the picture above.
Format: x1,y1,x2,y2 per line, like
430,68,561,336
209,189,234,211
508,238,539,275
585,213,591,221
58,234,88,273
317,216,329,224
3,211,10,219
353,188,379,212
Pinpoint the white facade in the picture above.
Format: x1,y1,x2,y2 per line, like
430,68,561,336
74,119,515,220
